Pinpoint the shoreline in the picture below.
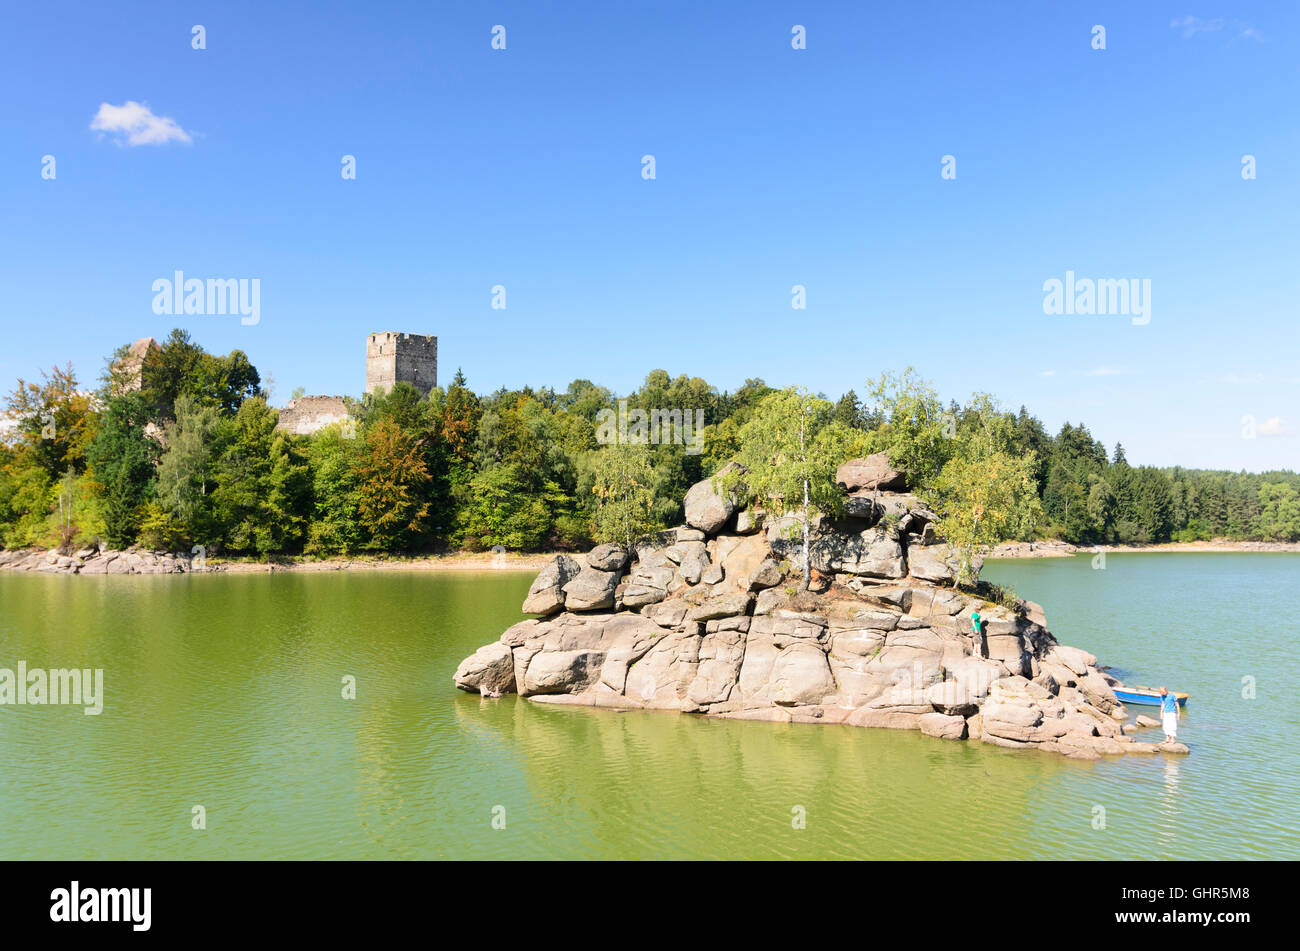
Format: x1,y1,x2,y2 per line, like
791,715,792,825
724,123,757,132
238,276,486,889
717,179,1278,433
988,539,1300,558
4,538,1298,576
212,552,559,573
0,547,561,575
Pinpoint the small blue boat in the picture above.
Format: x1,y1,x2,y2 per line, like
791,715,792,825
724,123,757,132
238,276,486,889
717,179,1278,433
1114,685,1189,707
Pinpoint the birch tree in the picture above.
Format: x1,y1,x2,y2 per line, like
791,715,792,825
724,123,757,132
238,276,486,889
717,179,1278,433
931,396,1042,584
717,387,850,589
591,442,656,550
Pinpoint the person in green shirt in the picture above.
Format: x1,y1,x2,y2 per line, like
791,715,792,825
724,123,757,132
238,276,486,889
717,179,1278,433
970,611,984,659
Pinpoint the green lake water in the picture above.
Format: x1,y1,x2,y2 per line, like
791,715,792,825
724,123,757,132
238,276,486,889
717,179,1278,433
1,554,1296,860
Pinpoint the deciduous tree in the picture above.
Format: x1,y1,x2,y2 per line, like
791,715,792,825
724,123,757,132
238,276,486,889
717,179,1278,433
718,387,851,589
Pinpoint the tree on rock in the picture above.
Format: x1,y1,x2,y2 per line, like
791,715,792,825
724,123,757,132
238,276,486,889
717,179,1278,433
930,395,1042,585
861,368,953,489
719,387,851,589
590,442,657,550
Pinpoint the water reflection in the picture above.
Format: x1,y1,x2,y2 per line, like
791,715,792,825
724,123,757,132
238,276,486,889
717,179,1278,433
455,692,1068,859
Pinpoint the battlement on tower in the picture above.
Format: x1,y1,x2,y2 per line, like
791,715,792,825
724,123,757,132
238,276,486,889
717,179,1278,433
365,332,437,397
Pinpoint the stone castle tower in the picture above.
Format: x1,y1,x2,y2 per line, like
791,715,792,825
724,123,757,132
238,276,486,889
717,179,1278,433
365,332,437,397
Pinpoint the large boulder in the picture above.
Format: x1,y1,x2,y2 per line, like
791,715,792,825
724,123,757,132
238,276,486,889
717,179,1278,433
521,554,583,615
943,657,1004,701
713,532,771,590
827,599,900,632
643,598,690,627
687,591,754,622
621,552,678,608
748,559,783,590
80,556,109,575
842,493,882,521
684,462,746,534
687,628,747,706
919,711,968,739
1045,645,1097,678
924,681,979,717
676,546,710,584
453,643,517,697
835,454,907,493
587,544,630,571
823,524,906,578
769,643,836,706
826,633,894,707
561,566,621,611
873,628,945,680
622,631,704,709
765,512,819,547
981,698,1045,743
908,544,978,586
1076,669,1122,715
520,649,605,695
874,493,925,518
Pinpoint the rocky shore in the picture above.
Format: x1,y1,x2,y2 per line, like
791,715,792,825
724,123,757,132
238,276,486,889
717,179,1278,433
988,539,1080,558
0,548,560,574
8,535,1286,577
454,454,1190,760
0,546,197,574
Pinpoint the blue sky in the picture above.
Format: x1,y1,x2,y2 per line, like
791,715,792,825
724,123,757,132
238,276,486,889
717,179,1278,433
2,1,1296,470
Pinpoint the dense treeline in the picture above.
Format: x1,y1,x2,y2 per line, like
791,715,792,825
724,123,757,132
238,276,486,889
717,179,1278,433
1029,420,1300,544
1,330,1297,557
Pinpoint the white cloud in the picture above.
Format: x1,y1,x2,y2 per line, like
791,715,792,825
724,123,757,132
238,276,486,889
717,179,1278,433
1170,16,1262,42
1256,416,1288,437
90,101,192,146
1087,366,1123,377
1038,370,1056,377
1170,16,1224,38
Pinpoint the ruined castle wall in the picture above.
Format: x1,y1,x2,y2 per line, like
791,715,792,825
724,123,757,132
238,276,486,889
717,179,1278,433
276,396,352,436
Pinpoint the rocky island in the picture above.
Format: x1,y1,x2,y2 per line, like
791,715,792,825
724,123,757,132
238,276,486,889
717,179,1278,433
454,455,1189,759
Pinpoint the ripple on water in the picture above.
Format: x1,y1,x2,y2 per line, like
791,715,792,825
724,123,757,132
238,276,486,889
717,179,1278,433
1,558,1298,859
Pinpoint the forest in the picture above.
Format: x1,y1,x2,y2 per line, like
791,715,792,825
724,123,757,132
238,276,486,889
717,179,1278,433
2,329,1297,559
